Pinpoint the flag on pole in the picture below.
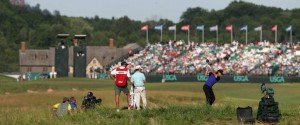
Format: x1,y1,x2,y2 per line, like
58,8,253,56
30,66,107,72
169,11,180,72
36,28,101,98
271,25,277,31
286,25,292,44
209,25,218,31
240,25,248,45
141,25,148,31
226,25,232,31
181,25,189,31
168,25,176,31
240,25,247,31
154,25,163,30
286,25,292,32
196,25,204,31
254,26,262,31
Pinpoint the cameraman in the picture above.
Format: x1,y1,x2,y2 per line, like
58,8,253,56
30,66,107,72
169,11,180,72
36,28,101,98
81,92,102,110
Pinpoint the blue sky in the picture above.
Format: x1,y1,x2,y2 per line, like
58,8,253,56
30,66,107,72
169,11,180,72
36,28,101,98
26,0,300,23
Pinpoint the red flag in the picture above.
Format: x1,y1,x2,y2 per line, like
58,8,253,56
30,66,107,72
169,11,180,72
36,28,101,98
226,25,232,31
141,25,148,31
181,25,189,31
271,25,277,31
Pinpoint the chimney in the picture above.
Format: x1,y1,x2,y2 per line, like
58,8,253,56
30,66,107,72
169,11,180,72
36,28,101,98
73,38,78,46
109,38,114,48
21,41,26,52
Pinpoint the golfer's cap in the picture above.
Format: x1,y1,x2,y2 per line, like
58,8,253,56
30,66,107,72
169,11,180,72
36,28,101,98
217,69,224,75
135,65,142,70
121,61,128,66
70,96,75,101
87,92,93,97
63,97,69,102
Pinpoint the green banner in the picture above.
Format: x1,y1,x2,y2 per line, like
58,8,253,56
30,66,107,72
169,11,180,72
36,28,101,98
95,74,292,83
163,75,177,81
269,76,285,83
143,75,293,83
233,76,249,82
197,75,208,81
97,74,110,80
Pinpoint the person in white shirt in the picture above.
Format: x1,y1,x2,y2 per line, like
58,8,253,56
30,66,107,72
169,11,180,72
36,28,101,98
130,65,147,110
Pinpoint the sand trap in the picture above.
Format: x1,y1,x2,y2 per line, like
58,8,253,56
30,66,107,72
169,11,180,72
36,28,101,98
47,88,54,92
27,89,38,93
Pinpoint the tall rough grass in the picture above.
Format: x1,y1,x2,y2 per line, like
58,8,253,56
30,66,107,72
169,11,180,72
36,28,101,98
0,105,238,125
1,78,300,124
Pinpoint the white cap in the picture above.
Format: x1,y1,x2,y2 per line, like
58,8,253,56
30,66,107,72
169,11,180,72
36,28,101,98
135,65,142,70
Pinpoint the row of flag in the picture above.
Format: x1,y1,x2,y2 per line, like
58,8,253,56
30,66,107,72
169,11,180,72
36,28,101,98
252,25,292,32
141,25,293,32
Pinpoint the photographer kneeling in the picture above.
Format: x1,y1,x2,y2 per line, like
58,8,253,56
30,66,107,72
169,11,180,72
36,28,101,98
81,92,102,110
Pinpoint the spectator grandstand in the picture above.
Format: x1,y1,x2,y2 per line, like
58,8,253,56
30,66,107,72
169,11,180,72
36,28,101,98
111,41,300,76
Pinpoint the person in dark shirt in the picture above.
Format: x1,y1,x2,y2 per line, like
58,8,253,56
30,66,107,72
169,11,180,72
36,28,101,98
81,92,102,110
203,65,224,106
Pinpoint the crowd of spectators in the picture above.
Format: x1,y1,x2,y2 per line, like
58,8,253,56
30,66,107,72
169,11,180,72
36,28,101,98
110,40,300,76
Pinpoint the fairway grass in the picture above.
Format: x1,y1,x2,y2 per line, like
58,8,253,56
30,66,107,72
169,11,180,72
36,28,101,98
0,78,300,125
0,74,16,83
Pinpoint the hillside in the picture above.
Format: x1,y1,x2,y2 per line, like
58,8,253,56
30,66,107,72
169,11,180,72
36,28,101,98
0,0,300,72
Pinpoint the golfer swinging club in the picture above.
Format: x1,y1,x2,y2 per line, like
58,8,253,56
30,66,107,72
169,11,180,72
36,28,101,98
203,59,224,106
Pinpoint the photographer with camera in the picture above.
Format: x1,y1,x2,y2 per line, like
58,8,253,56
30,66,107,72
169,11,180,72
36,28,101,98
81,92,102,110
203,59,224,106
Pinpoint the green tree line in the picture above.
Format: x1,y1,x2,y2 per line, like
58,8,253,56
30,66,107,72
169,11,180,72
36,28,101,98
0,0,299,72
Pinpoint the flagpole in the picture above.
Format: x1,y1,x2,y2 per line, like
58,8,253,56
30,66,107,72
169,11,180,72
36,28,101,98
188,29,190,42
260,26,262,42
146,29,148,43
160,26,162,42
246,28,248,45
260,30,262,42
202,29,204,43
195,29,197,42
290,28,292,45
174,27,176,41
216,25,218,44
231,28,233,42
275,25,277,44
